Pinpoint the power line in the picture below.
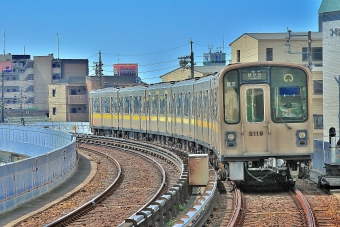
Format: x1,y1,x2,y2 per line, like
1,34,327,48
102,43,188,57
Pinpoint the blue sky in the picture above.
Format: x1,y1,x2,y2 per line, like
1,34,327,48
2,0,322,84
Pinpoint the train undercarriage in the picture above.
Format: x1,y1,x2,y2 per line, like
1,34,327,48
92,128,310,187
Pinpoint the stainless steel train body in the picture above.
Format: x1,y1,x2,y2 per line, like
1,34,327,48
89,62,313,184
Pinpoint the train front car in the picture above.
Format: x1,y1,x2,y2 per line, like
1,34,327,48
218,62,313,186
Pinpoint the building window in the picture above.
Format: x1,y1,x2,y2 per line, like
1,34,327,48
52,89,56,97
313,115,323,129
52,107,56,115
266,48,273,61
313,80,323,95
302,47,323,61
70,89,77,95
237,50,240,62
52,74,61,80
52,63,61,68
71,108,77,113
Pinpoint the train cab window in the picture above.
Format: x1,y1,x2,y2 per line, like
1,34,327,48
223,70,240,123
246,88,264,122
271,67,308,122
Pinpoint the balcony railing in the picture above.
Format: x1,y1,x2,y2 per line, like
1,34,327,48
67,113,89,122
67,95,87,104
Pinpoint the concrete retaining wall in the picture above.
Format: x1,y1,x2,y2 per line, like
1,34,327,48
0,126,77,214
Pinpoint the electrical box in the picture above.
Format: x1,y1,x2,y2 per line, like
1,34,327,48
229,162,244,180
188,154,209,186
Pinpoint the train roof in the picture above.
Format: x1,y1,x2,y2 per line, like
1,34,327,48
147,82,173,90
89,87,119,94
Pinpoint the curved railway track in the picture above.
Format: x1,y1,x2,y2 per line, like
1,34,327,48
14,135,186,226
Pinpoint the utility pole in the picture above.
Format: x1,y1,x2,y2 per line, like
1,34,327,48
286,29,313,71
94,50,103,89
178,40,195,79
1,70,4,123
99,50,103,88
190,40,194,79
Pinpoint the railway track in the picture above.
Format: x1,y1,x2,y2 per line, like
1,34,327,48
295,179,340,226
224,186,315,226
13,135,186,226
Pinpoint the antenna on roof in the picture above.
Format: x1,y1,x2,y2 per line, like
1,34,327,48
57,32,60,59
3,30,5,61
208,44,213,53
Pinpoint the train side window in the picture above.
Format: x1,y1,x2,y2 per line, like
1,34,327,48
112,98,118,114
152,95,158,115
102,97,110,113
164,94,167,115
93,98,100,113
184,93,189,117
192,92,196,116
119,97,123,114
197,91,202,118
177,93,182,116
223,70,240,123
160,95,165,115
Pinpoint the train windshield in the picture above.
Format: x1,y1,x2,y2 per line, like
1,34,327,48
223,70,240,123
270,67,308,122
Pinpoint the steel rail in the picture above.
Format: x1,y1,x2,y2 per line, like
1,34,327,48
293,188,316,227
227,185,243,227
44,146,122,227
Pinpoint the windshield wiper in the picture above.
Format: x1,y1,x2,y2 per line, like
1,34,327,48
278,115,292,130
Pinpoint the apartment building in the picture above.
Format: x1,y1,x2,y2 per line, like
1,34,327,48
229,32,323,139
0,54,88,120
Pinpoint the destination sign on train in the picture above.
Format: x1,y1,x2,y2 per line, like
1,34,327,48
242,71,267,81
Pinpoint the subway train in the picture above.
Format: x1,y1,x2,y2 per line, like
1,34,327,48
89,61,313,185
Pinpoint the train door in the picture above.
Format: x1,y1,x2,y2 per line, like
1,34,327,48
240,84,270,153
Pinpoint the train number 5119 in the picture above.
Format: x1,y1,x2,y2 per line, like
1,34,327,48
249,131,264,136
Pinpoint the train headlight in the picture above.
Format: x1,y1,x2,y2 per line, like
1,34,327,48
227,133,235,140
298,132,306,139
226,132,237,148
296,130,308,147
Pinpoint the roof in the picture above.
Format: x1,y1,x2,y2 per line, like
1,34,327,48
230,32,322,45
53,76,86,84
319,0,340,13
103,75,138,85
160,66,226,78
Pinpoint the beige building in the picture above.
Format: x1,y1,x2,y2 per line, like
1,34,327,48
49,75,140,122
161,65,226,82
0,54,88,120
49,77,88,122
230,32,323,139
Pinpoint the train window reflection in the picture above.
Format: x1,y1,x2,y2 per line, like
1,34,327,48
246,88,264,123
271,67,308,122
224,70,239,123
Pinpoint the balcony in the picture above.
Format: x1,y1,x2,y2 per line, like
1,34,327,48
68,95,87,104
67,113,89,122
